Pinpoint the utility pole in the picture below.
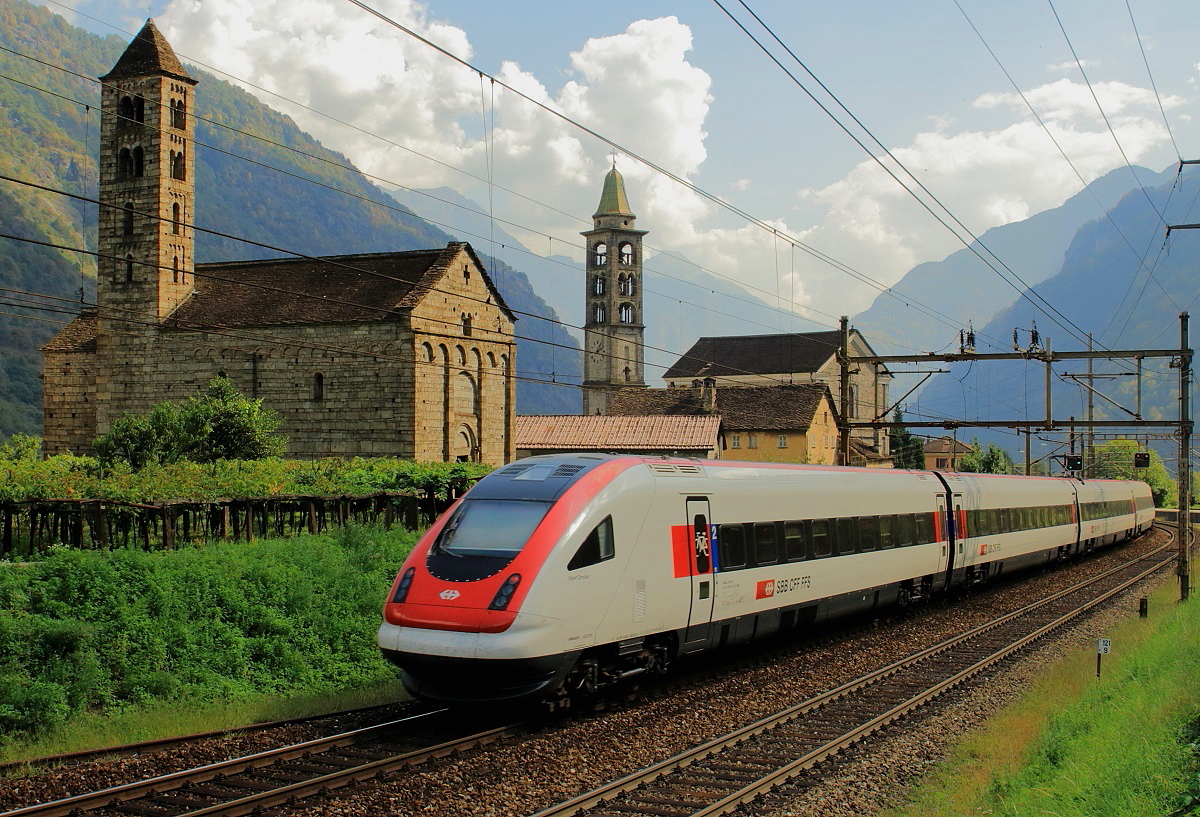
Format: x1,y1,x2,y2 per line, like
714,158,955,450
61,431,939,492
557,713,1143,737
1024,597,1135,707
1178,313,1192,601
839,315,851,466
1086,333,1094,477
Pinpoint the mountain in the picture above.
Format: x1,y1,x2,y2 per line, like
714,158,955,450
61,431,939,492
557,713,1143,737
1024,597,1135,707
909,174,1198,464
0,0,579,440
852,165,1172,359
388,187,808,386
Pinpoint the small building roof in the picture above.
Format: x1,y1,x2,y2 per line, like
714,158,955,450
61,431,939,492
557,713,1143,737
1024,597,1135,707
515,414,721,452
606,383,834,431
40,310,98,353
101,19,195,83
924,436,974,455
663,331,848,380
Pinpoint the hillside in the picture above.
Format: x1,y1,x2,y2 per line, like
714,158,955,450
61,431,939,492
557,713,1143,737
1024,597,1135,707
0,0,579,440
911,174,1198,461
852,165,1169,359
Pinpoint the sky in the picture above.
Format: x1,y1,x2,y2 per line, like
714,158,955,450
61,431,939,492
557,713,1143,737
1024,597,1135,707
38,0,1200,335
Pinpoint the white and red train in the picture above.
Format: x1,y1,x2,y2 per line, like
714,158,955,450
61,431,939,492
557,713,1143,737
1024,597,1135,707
377,455,1155,706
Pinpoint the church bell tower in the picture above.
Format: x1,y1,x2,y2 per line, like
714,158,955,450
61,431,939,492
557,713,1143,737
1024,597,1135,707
581,166,647,415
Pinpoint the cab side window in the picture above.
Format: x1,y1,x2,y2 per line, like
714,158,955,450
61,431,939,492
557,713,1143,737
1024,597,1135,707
568,516,615,571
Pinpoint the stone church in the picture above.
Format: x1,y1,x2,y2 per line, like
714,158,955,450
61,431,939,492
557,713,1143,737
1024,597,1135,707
41,20,516,464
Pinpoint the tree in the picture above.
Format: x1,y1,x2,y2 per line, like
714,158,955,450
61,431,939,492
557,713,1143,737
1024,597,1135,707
94,377,287,468
888,410,925,469
958,438,1014,474
1090,438,1175,507
0,433,41,462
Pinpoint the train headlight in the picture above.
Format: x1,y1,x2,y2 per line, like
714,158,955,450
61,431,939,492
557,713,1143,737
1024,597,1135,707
392,567,416,603
488,573,522,610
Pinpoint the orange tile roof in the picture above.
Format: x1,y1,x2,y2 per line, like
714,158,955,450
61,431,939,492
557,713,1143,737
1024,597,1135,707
516,414,721,451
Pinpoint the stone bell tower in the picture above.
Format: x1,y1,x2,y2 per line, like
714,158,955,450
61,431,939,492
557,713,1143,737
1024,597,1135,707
96,18,197,328
581,166,647,415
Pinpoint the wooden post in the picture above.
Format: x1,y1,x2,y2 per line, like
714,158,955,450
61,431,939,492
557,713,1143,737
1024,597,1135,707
162,506,175,549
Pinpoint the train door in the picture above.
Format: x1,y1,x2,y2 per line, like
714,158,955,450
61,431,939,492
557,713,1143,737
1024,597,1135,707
682,497,715,651
937,492,963,589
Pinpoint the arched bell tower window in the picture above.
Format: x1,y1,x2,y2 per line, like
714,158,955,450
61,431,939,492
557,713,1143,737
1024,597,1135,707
627,275,637,296
122,203,134,237
619,303,634,324
118,96,135,122
313,373,324,401
619,242,633,265
170,149,185,181
170,97,186,129
592,275,605,295
124,254,134,282
172,202,181,235
132,146,144,177
593,242,607,267
117,149,133,180
133,95,145,123
172,255,179,283
623,366,632,382
592,303,606,324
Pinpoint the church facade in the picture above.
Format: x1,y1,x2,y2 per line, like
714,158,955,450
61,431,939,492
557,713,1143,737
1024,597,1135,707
41,21,516,464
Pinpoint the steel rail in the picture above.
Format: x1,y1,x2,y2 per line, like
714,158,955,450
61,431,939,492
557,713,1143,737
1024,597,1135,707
0,702,427,773
530,537,1173,817
0,709,523,817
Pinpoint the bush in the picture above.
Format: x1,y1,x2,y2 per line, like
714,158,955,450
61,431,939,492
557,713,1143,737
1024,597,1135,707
0,524,418,739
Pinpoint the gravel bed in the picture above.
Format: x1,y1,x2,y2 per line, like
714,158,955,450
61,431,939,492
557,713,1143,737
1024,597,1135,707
0,702,425,811
0,533,1171,817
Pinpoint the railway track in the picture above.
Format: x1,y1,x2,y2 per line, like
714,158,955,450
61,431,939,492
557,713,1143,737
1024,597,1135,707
0,709,523,817
530,538,1175,817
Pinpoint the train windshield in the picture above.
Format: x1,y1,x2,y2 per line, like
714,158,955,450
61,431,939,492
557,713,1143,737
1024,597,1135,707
426,499,552,581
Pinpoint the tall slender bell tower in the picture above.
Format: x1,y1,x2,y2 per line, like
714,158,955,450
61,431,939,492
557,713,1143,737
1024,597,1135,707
96,19,197,330
581,167,647,415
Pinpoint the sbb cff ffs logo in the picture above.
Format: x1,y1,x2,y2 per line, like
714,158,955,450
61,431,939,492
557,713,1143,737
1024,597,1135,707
755,579,775,599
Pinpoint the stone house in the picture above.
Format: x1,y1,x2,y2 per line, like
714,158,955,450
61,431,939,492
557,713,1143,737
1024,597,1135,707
605,381,840,465
923,436,973,471
41,20,516,464
661,329,892,462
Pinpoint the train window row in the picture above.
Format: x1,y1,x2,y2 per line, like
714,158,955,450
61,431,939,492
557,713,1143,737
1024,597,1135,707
715,512,938,571
1134,495,1154,511
965,504,1073,538
1079,499,1135,521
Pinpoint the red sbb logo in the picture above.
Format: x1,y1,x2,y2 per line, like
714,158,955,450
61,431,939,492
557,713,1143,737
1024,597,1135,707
755,579,775,599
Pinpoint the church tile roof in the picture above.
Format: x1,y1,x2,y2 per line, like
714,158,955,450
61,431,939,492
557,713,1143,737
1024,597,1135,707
515,414,720,452
606,383,833,431
174,242,512,328
662,331,844,380
100,19,195,83
40,311,98,353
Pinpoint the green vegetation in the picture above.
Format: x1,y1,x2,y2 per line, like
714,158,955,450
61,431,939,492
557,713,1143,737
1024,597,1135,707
0,451,490,503
93,377,287,469
958,436,1016,474
884,580,1200,817
888,410,925,470
1090,438,1178,507
0,523,416,747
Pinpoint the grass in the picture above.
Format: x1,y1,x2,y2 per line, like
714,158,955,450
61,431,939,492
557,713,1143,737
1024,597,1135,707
0,677,411,766
883,579,1200,817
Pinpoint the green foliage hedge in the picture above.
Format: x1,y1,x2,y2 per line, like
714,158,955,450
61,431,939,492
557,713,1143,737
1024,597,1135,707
0,455,492,503
0,524,416,739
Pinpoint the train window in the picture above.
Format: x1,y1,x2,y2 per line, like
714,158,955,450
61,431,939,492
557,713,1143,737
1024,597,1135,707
754,523,779,565
811,519,832,557
427,499,552,581
896,514,915,547
999,508,1011,533
718,524,746,569
835,518,856,555
915,513,931,545
783,521,806,561
568,516,615,571
878,516,894,549
857,516,877,552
